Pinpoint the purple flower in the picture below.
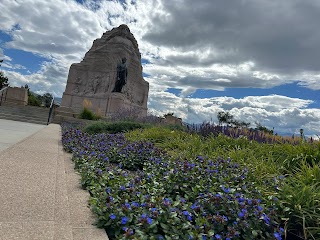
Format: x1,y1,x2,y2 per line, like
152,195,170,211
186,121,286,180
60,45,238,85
121,216,128,224
110,213,116,220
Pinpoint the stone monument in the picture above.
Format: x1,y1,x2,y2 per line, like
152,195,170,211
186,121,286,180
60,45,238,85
58,24,149,119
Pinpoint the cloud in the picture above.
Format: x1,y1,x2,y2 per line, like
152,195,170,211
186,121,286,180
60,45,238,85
0,0,319,137
147,91,320,136
142,0,320,91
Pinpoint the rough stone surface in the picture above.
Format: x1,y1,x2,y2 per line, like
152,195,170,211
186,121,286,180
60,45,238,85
60,24,149,117
2,87,28,105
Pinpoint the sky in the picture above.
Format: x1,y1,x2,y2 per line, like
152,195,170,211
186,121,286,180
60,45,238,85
0,0,319,137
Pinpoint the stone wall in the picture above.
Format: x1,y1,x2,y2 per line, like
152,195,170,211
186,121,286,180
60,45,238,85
3,87,28,105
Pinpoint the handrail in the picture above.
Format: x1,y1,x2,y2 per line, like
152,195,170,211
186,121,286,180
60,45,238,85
0,86,9,106
47,95,55,125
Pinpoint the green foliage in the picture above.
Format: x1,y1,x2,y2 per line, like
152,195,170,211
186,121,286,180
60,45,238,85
84,121,147,134
217,111,250,127
78,107,99,120
42,92,53,107
255,122,274,135
61,123,320,239
0,59,9,89
277,162,320,239
126,127,320,239
62,125,284,239
27,93,42,106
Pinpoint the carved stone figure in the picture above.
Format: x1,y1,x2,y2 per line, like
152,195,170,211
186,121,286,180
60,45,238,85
112,58,128,92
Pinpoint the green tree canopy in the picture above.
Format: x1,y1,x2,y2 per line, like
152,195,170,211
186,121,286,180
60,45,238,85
0,60,9,90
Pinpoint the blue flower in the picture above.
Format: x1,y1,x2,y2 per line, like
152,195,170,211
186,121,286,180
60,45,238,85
222,186,230,193
238,211,245,218
110,214,116,220
131,202,139,207
120,185,125,191
147,217,153,224
121,216,128,224
261,213,270,225
215,234,221,239
183,210,190,216
274,232,282,240
124,203,131,209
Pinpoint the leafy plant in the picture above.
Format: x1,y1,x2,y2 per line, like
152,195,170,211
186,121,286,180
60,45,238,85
79,107,97,120
61,122,320,239
84,121,147,134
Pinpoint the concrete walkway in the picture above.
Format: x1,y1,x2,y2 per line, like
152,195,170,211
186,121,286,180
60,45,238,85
0,119,46,152
0,120,108,240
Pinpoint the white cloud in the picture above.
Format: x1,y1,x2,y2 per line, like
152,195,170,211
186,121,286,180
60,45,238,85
0,0,319,137
147,92,319,136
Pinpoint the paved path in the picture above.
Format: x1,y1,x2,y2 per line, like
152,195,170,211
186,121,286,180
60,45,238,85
0,119,46,152
0,120,108,240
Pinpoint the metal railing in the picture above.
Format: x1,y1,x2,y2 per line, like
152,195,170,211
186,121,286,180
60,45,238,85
47,96,55,125
0,86,9,106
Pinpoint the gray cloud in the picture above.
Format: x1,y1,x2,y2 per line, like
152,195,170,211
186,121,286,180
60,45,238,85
0,0,319,137
144,0,320,71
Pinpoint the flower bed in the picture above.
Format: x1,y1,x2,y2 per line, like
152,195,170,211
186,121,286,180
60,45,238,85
62,123,285,239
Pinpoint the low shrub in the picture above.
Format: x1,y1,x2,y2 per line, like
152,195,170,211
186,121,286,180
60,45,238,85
79,107,99,120
84,121,147,134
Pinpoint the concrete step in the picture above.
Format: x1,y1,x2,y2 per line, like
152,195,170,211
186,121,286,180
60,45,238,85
0,105,51,125
0,106,50,113
0,115,48,125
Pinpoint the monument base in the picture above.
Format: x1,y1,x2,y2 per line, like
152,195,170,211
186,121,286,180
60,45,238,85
54,92,147,123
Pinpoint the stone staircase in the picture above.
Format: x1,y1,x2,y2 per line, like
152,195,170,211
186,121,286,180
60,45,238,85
0,103,50,125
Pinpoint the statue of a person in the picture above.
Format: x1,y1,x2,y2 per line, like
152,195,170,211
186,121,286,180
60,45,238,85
112,57,128,92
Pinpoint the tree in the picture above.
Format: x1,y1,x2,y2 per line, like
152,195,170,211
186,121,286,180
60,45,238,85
217,111,250,128
0,60,9,89
217,111,234,125
42,93,53,107
255,122,274,135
